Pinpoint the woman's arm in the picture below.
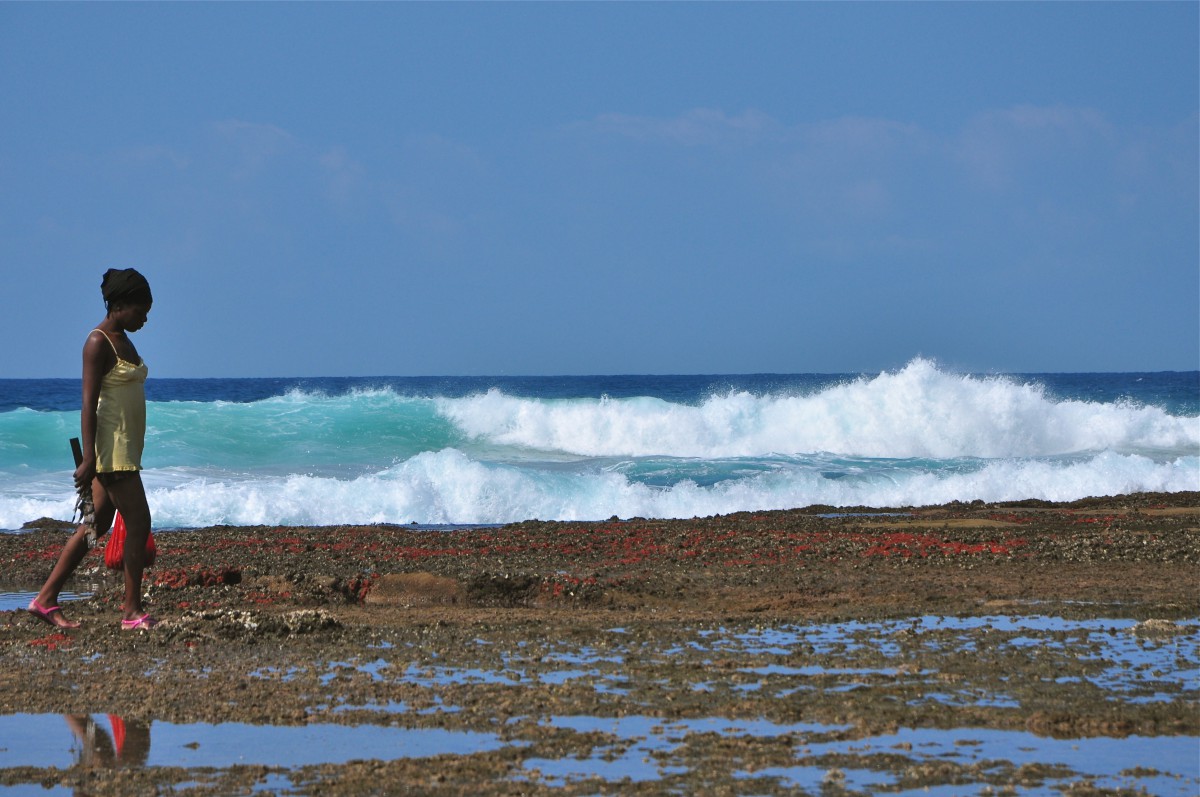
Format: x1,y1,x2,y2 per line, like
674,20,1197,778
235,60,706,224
74,332,112,489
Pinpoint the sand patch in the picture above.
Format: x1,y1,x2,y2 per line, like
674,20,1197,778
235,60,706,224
364,572,465,607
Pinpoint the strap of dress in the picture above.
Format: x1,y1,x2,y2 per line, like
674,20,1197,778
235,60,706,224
93,329,119,356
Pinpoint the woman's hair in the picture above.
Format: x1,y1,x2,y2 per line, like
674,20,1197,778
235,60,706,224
101,268,152,311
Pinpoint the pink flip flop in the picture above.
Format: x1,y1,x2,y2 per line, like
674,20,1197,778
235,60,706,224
27,599,81,629
120,614,158,631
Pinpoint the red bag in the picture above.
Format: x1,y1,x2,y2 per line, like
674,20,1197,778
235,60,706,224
103,512,157,570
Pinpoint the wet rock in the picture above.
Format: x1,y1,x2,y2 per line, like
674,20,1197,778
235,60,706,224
19,517,74,531
164,608,340,640
1130,618,1183,636
464,573,540,606
152,566,241,590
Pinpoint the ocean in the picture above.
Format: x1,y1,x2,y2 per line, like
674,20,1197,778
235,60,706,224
0,359,1196,531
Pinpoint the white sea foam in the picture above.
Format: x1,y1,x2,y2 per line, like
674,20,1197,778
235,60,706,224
18,449,1180,528
437,360,1198,460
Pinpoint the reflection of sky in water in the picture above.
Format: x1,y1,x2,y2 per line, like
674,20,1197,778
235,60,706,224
1,711,1195,796
3,615,1195,794
693,615,1200,701
524,715,1199,796
0,786,72,797
255,614,1197,706
525,716,843,784
0,713,510,770
0,590,90,613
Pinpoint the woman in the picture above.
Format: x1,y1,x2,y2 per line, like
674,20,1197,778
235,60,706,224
29,268,157,630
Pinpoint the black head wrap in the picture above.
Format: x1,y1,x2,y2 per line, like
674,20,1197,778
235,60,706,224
101,268,152,308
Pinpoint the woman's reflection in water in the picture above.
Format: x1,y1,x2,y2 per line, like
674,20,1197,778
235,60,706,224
64,714,150,769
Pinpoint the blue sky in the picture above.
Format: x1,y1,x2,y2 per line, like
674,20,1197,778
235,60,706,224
2,3,1196,378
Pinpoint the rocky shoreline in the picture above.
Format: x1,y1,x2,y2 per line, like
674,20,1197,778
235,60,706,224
1,492,1197,794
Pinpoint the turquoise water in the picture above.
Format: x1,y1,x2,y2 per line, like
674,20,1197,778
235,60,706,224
1,359,1196,528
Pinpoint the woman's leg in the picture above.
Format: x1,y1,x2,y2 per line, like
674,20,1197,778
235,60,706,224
104,473,152,622
32,480,116,628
